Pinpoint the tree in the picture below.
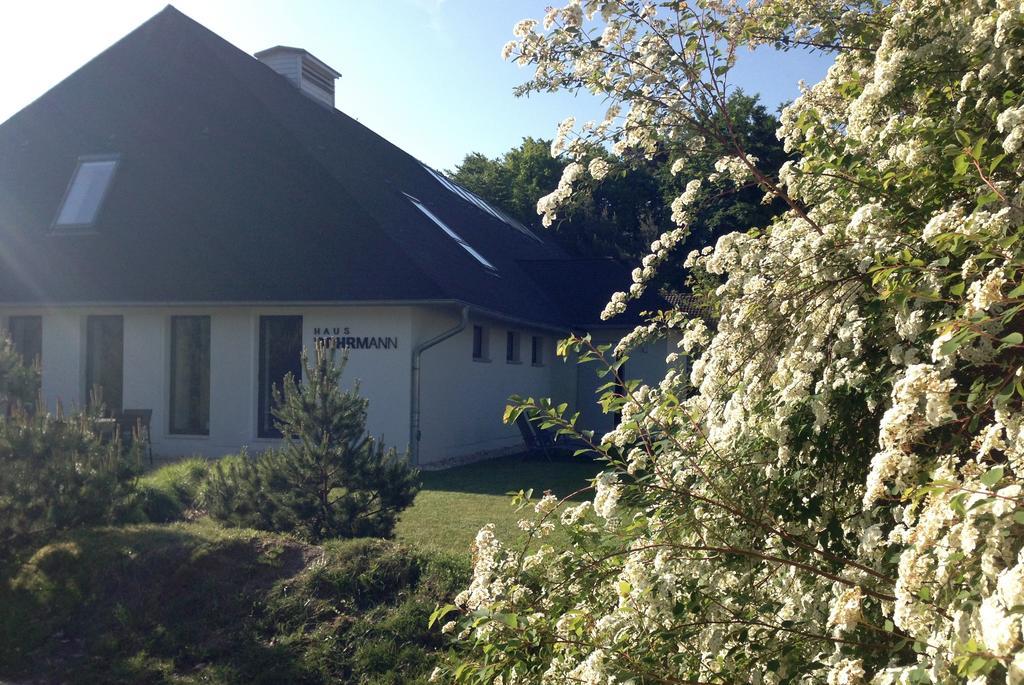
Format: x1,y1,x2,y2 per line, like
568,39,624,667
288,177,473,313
435,1,1024,683
450,94,788,287
206,348,420,542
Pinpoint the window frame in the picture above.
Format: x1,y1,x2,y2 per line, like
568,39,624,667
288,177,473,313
257,315,303,439
404,193,499,273
168,315,212,436
506,330,521,364
52,154,121,233
85,315,124,414
7,315,42,368
472,324,490,362
531,335,544,366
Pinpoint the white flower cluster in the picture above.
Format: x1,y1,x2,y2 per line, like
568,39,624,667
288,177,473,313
443,0,1024,683
536,161,584,228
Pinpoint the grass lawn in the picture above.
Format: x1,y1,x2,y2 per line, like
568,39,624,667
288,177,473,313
394,453,604,556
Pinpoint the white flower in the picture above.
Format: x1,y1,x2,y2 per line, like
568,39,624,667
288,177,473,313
828,586,863,636
593,471,621,519
827,658,865,685
588,157,610,180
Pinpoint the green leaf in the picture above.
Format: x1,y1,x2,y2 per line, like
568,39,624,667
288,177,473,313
980,466,1004,488
989,153,1007,172
1001,332,1023,345
955,130,971,146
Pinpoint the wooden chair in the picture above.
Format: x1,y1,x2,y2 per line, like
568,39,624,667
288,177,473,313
116,409,153,464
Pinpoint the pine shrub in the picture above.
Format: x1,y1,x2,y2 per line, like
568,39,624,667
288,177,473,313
206,348,420,541
0,335,138,557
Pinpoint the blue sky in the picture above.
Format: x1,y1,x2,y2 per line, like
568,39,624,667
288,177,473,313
0,1,833,170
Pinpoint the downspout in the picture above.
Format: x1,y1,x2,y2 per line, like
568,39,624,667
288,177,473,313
410,305,470,466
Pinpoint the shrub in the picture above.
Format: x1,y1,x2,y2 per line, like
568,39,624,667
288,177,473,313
0,523,469,683
205,349,420,541
439,2,1024,683
0,334,39,408
0,336,138,558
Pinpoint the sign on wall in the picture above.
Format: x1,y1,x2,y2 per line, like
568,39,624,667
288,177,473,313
313,326,398,351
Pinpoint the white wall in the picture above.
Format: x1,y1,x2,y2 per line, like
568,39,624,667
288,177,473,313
413,307,572,465
0,306,413,459
573,330,669,438
0,306,670,464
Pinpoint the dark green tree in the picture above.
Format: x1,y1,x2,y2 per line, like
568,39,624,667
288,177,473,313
449,92,789,288
205,347,420,541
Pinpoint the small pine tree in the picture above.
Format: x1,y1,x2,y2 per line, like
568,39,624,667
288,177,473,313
205,347,420,541
0,333,137,557
0,334,39,409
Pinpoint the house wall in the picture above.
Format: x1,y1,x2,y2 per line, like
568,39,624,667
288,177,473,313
573,331,669,439
1,305,414,459
0,305,671,465
413,307,575,466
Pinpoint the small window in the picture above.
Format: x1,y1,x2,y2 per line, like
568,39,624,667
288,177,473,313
472,325,488,361
7,316,42,367
169,316,211,435
54,155,119,229
506,331,520,363
405,194,498,272
531,336,544,366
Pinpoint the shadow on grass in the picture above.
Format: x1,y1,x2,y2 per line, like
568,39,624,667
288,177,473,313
0,524,315,684
419,452,604,502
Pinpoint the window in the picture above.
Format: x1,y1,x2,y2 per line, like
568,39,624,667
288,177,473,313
258,315,303,438
86,315,123,414
472,325,488,361
506,331,521,363
531,335,544,366
54,156,119,229
170,316,211,435
7,316,42,367
420,163,543,243
405,194,498,272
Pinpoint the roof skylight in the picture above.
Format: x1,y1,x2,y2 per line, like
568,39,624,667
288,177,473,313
406,195,498,272
420,164,543,243
54,155,119,229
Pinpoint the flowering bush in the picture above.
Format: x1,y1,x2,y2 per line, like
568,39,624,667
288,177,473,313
434,0,1024,682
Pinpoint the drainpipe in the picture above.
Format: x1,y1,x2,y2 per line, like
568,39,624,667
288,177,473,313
410,305,470,466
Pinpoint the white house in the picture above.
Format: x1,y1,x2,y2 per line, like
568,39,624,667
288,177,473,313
0,7,669,466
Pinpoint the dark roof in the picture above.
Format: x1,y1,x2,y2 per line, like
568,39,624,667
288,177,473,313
516,258,670,328
661,291,710,318
0,6,652,329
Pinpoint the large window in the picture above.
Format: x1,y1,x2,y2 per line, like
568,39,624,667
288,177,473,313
7,316,42,367
86,315,123,414
54,155,119,229
169,316,211,435
258,315,303,438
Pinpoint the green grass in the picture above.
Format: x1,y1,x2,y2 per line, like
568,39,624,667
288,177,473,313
395,453,603,555
134,456,213,522
0,520,467,684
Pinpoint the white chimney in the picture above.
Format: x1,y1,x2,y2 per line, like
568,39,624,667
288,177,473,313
255,46,341,109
